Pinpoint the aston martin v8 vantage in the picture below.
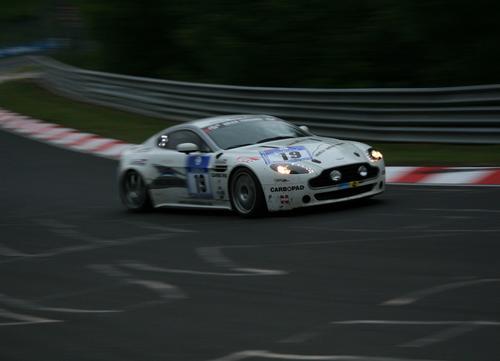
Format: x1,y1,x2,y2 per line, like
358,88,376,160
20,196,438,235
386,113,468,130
118,115,385,216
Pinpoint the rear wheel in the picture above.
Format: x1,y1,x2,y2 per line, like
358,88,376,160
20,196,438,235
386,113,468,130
119,170,152,212
230,168,266,217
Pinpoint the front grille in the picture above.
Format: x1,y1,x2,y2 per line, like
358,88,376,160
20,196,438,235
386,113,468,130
314,183,375,201
309,163,379,188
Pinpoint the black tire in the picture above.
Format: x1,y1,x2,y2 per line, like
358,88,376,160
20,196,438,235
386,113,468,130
229,168,267,217
119,170,152,212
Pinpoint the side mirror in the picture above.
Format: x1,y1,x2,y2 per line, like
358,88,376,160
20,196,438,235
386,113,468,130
299,125,312,134
176,142,199,154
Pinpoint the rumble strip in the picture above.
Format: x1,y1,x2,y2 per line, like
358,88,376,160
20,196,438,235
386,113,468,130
1,108,499,185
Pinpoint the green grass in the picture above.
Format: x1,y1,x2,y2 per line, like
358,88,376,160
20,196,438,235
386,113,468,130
371,142,500,166
0,79,499,166
0,80,174,143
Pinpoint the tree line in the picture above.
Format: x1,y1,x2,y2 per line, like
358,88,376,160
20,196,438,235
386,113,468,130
4,0,500,87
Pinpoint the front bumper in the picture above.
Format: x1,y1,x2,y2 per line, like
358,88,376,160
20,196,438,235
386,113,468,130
263,171,385,212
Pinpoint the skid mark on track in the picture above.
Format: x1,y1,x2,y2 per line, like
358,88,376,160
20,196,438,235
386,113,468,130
331,320,500,348
223,233,452,249
0,262,187,326
276,321,338,345
34,307,121,314
193,233,456,279
417,208,500,214
295,226,500,233
0,233,175,265
196,233,451,269
0,308,62,327
0,293,121,314
207,350,448,361
121,260,286,277
399,323,481,348
381,278,500,306
35,218,103,243
127,279,186,300
0,218,194,265
0,245,33,257
331,320,500,326
129,220,198,233
196,247,287,276
89,263,187,306
88,264,131,278
197,247,238,269
278,331,319,344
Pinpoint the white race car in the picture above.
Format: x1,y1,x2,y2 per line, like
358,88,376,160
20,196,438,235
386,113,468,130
118,115,385,216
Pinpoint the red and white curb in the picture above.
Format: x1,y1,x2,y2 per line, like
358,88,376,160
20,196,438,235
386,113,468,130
0,108,133,160
1,108,500,185
386,166,500,186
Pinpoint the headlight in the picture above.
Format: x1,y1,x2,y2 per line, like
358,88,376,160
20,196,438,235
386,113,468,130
270,163,312,175
367,148,383,162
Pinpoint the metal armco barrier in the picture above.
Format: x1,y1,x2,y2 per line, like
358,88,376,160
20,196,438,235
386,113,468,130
4,56,500,143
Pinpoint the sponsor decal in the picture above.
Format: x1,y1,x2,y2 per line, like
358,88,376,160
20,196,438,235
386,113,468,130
211,173,228,178
216,186,225,200
270,185,305,192
338,181,360,189
203,117,254,133
236,155,261,163
130,158,147,166
280,194,289,205
154,165,178,176
151,165,186,189
260,146,312,165
274,178,289,183
350,180,359,188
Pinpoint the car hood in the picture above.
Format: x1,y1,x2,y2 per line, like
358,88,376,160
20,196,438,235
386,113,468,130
226,136,368,169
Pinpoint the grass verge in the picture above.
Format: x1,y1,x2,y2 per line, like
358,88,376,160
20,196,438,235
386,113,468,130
0,79,499,166
0,80,173,143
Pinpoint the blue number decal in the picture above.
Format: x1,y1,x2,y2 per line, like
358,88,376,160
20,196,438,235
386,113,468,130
186,155,212,198
260,146,312,165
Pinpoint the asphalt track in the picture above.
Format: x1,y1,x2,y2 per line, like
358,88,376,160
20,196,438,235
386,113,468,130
1,129,499,361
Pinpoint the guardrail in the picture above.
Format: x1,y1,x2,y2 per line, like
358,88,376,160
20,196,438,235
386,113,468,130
5,56,500,143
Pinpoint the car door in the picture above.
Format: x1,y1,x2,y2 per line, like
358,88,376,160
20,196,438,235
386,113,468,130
148,129,214,206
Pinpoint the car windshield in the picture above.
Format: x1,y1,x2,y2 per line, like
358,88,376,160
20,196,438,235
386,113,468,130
202,118,310,150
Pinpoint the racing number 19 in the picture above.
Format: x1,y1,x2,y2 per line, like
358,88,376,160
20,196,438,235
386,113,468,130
280,151,302,161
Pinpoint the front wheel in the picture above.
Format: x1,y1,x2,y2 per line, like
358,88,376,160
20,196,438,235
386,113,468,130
230,168,267,217
119,170,152,212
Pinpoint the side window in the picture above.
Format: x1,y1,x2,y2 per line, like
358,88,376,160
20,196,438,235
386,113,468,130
157,130,210,152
